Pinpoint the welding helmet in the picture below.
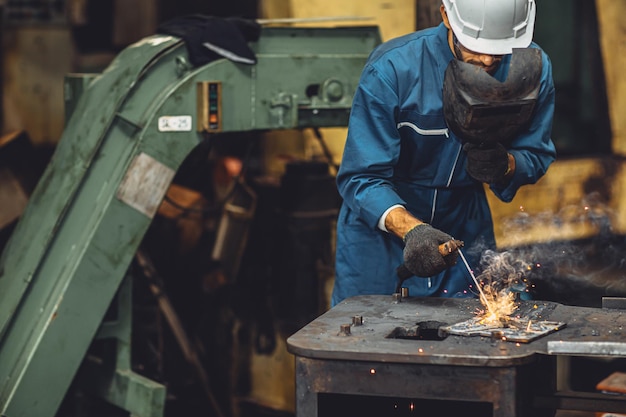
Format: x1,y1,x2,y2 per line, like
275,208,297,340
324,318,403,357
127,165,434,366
442,0,536,55
442,47,542,146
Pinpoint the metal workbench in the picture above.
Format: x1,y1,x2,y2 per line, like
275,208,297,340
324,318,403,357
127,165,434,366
287,295,626,417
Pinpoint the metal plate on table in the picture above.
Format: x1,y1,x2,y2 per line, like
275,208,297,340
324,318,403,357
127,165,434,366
440,318,567,343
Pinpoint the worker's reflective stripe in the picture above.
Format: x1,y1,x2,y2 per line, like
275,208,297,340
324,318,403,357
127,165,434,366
428,186,437,288
446,144,463,187
396,122,449,137
430,189,437,224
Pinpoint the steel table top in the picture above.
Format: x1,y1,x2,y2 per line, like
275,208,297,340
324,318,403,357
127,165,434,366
287,295,626,367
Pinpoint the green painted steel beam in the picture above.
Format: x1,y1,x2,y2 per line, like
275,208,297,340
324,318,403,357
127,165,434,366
0,25,381,417
80,361,166,417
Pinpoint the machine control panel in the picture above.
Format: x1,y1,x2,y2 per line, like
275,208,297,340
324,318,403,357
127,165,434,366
197,81,222,132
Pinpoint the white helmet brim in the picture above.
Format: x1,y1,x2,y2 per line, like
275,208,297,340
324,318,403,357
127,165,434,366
444,0,536,55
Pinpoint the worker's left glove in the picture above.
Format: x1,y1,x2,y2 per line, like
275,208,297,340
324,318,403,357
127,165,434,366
403,224,456,278
464,142,510,184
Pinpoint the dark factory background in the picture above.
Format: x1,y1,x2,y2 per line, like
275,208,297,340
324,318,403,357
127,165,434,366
1,1,626,417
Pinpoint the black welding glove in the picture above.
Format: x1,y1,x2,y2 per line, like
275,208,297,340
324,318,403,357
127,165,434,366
402,224,457,278
463,142,510,184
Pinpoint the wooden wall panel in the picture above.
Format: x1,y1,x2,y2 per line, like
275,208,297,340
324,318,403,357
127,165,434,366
2,28,74,145
596,0,626,155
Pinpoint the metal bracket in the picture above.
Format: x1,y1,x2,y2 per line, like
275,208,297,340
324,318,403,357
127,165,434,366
602,297,626,310
83,274,166,417
269,92,298,128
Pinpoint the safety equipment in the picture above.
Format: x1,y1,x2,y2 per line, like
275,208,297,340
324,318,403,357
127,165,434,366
464,142,510,184
442,0,536,55
402,224,457,278
443,47,542,146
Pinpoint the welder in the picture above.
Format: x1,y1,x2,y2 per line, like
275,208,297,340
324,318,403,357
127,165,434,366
332,0,556,306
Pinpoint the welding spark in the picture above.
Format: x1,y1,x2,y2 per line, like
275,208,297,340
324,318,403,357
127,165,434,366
466,249,536,325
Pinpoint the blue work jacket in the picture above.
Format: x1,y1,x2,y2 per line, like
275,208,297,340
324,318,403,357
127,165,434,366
332,23,556,306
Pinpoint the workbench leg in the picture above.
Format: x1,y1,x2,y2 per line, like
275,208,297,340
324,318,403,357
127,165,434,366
489,366,517,417
295,357,318,417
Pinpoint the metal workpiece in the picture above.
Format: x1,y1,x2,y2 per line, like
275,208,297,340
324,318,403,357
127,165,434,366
547,341,626,356
603,296,626,310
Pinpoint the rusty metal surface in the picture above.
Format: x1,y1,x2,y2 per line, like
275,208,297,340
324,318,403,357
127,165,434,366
287,295,626,367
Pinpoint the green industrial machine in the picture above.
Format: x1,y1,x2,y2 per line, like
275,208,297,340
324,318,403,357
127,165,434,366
0,25,381,417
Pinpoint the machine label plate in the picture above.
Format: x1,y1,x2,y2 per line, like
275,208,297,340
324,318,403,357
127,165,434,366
117,153,175,218
158,115,192,132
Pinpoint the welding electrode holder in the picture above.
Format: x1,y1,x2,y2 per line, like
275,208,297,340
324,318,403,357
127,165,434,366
396,238,464,292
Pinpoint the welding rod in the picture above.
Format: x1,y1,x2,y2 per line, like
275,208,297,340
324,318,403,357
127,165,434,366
457,249,495,313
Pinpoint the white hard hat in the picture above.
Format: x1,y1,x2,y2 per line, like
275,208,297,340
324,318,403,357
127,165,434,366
442,0,536,55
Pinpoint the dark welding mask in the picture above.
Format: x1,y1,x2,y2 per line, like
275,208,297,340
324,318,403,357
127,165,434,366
442,47,542,146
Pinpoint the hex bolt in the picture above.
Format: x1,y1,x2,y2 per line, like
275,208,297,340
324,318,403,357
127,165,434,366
352,315,363,326
401,287,409,298
338,324,352,336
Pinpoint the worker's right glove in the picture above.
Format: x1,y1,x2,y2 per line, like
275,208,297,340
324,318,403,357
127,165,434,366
402,224,457,278
463,142,510,184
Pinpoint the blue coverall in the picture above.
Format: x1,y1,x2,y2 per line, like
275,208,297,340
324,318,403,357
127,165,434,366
332,22,556,306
